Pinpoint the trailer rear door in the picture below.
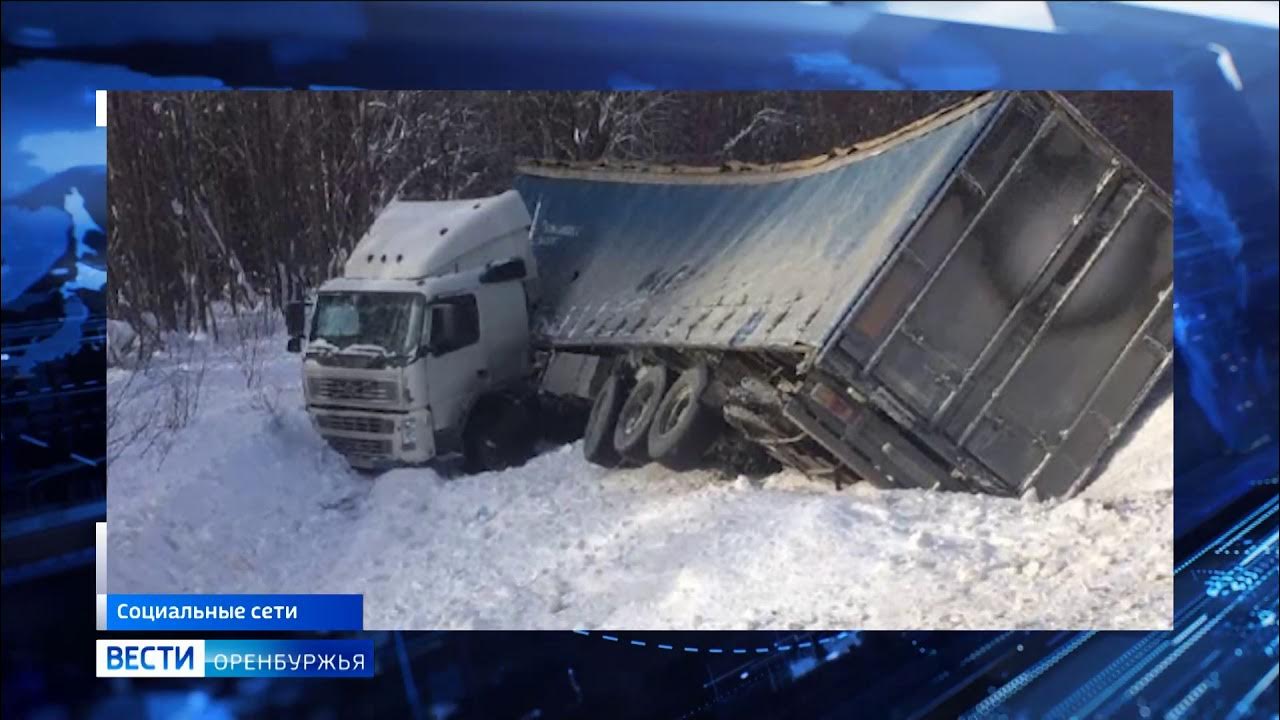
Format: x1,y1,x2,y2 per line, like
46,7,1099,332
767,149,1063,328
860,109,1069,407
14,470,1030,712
808,93,1172,498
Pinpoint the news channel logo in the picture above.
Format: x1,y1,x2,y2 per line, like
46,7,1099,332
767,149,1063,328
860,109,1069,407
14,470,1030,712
96,640,204,678
96,639,374,678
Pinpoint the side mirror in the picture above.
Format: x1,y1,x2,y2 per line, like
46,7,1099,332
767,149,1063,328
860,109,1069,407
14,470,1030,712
284,301,306,337
479,257,527,284
286,337,302,354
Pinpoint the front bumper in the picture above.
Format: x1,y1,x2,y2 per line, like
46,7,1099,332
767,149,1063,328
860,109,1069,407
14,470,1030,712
310,407,434,468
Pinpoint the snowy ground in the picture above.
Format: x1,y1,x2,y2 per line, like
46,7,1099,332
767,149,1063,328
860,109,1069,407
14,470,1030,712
107,327,1173,630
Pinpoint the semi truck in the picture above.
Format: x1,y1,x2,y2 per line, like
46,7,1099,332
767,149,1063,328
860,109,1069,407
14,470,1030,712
284,91,1172,499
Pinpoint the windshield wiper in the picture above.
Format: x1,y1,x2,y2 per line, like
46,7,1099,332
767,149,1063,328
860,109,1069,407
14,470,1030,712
307,338,338,355
344,343,393,357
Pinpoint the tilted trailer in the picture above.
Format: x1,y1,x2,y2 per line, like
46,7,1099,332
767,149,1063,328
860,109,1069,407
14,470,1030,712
289,91,1171,499
515,91,1171,498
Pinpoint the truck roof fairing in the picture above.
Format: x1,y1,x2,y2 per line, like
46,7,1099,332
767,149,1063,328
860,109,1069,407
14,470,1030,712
344,189,531,281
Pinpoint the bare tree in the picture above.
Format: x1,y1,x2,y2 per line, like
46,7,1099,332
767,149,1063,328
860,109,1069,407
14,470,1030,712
107,90,975,335
106,336,209,466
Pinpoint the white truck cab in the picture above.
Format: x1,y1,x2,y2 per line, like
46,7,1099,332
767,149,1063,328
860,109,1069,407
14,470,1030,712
285,191,539,470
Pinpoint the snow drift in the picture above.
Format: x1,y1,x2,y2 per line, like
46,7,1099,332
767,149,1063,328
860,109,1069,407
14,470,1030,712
107,328,1172,630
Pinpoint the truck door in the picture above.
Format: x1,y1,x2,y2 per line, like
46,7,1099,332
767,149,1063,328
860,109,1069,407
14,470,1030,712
426,293,485,433
475,279,530,387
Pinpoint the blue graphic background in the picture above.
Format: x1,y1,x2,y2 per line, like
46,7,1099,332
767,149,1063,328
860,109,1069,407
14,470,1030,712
1,2,1277,718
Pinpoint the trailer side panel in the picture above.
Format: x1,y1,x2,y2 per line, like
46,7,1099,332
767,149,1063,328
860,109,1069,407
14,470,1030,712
515,97,999,352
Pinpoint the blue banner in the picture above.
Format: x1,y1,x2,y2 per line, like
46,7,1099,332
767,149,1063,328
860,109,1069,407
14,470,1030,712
96,638,375,678
204,639,375,678
104,594,362,631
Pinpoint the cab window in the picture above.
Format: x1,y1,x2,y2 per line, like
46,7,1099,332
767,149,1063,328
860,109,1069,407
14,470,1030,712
428,294,480,354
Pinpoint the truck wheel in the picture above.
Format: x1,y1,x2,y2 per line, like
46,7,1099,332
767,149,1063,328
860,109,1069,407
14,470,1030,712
583,374,626,467
647,364,721,470
612,365,669,460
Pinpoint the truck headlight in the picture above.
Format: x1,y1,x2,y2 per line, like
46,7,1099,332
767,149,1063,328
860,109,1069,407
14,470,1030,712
400,417,417,450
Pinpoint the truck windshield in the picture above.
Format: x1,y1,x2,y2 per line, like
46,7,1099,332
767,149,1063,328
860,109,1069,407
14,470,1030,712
310,292,422,355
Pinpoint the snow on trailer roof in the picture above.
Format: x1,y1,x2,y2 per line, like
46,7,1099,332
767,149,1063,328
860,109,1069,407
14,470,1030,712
344,189,530,281
514,93,1002,352
518,92,995,184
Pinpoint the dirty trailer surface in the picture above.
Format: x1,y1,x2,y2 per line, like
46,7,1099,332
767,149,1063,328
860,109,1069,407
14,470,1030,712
518,92,1172,500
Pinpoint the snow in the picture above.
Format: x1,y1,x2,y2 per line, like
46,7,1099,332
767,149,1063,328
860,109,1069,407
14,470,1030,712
107,330,1172,630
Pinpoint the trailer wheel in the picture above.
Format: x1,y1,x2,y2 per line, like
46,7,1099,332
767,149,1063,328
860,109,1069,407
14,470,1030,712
648,364,721,470
583,374,626,467
612,365,670,460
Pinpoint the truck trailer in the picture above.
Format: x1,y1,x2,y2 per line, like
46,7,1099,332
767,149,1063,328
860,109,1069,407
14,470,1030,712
285,91,1172,499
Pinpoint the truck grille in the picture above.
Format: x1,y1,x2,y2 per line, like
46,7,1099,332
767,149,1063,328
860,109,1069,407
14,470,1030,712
309,377,397,403
326,435,393,458
316,415,394,434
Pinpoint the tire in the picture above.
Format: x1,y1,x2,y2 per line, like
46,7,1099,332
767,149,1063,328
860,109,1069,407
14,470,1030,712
612,365,669,460
464,398,534,473
647,364,721,470
583,374,626,467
